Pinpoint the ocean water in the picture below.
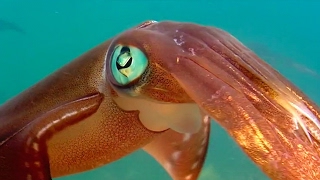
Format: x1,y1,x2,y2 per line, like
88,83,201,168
0,0,319,179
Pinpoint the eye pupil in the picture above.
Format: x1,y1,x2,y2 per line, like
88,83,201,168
120,46,130,54
116,46,133,70
116,57,132,70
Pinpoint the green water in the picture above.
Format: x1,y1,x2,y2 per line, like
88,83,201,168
0,0,319,179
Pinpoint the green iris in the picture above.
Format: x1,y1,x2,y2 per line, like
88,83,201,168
110,45,148,86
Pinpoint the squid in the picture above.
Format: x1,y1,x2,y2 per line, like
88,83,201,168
1,20,320,180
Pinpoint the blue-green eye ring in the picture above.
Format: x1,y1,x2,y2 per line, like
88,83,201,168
110,45,148,86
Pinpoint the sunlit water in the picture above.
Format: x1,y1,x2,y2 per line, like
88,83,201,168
0,0,319,179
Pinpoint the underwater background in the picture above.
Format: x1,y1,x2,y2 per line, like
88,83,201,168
0,0,319,179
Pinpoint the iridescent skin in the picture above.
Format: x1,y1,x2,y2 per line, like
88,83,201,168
0,21,320,180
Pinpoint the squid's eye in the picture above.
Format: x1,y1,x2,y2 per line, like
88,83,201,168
110,45,148,86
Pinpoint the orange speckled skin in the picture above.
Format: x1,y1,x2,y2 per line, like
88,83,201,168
1,21,320,180
0,27,161,179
